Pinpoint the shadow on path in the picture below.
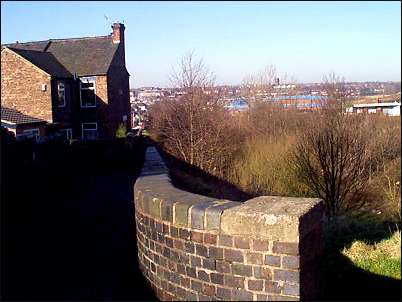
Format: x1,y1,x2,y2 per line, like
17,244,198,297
1,139,156,301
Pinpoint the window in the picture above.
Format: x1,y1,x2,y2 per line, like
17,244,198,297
18,128,40,141
81,123,97,140
80,77,96,107
60,128,72,140
57,81,66,107
368,108,377,114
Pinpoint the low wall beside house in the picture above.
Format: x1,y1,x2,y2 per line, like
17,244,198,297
133,147,324,301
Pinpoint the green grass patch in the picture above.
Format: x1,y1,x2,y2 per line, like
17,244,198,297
342,230,401,279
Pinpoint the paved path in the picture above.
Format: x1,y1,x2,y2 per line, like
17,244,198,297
2,167,156,300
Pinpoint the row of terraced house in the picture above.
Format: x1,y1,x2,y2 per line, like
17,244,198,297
1,22,131,141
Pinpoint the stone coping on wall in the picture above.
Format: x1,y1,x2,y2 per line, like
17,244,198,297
133,146,324,301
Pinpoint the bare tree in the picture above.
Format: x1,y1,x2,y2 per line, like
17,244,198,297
292,108,371,219
169,50,216,91
241,65,278,104
149,51,242,177
322,72,348,110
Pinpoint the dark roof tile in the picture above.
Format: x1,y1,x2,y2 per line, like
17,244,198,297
3,35,118,76
9,48,72,78
1,107,48,125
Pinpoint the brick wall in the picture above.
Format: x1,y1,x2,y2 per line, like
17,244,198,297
1,48,53,122
107,42,130,133
134,147,324,301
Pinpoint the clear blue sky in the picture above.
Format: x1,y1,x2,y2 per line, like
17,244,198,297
1,1,400,88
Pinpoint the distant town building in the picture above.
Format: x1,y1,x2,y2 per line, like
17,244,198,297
347,101,401,116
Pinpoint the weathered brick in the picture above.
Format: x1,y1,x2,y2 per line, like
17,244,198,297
155,221,163,233
218,235,233,247
210,272,225,285
198,293,211,301
177,287,186,299
180,275,190,288
224,249,244,263
216,260,231,274
204,233,217,245
186,266,197,278
161,279,168,290
157,233,166,244
245,252,264,265
190,255,202,267
209,246,224,260
191,279,203,292
232,289,253,301
179,229,191,240
283,282,300,296
203,283,216,296
185,241,195,254
186,291,198,301
160,256,167,267
177,263,186,275
224,275,245,289
174,200,200,227
264,281,282,294
216,287,232,299
265,255,281,267
168,282,177,294
273,269,299,283
170,271,181,284
170,226,179,238
254,267,272,280
163,223,170,234
160,199,175,222
282,255,299,269
252,239,269,251
205,201,238,231
163,247,170,258
197,269,210,282
191,202,212,229
166,237,174,248
272,242,299,256
256,293,269,301
174,252,183,264
195,244,209,257
168,260,177,272
191,231,204,243
174,239,185,250
232,263,253,277
178,252,190,265
202,258,216,270
248,279,264,291
234,237,250,249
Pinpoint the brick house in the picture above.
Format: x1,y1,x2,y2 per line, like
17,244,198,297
1,22,130,140
1,106,47,140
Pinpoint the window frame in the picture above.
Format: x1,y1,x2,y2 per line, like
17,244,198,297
81,122,98,140
79,77,97,108
60,128,72,140
57,81,66,107
19,128,40,141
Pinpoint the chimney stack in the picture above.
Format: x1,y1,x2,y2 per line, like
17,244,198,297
112,22,125,44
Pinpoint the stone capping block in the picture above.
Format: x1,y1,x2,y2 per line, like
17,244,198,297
220,196,323,241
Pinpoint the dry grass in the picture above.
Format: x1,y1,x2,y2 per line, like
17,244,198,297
230,135,311,197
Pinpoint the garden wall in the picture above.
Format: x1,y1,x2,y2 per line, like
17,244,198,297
133,146,324,301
